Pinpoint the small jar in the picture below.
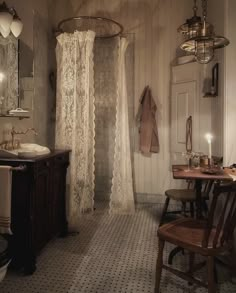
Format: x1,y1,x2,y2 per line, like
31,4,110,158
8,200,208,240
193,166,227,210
192,156,200,168
200,155,208,167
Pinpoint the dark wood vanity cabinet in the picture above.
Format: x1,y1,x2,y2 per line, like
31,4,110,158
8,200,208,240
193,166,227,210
0,150,70,274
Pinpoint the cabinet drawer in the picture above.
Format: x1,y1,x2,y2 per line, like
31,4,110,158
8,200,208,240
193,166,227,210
54,153,69,165
35,159,51,175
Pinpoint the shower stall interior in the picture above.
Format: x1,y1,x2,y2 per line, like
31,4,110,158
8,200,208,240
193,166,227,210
55,16,135,230
94,37,135,202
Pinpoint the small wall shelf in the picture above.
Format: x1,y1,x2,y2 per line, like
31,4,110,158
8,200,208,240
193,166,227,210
0,114,30,120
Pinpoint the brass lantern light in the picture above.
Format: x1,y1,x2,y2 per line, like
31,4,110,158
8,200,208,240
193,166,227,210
178,0,229,64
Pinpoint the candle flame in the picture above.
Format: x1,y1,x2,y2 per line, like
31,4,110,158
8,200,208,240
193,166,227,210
205,133,213,143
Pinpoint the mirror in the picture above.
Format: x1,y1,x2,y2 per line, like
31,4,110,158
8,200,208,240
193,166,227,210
0,35,18,115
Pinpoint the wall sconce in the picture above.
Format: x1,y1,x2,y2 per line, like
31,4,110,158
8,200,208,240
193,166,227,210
0,2,23,38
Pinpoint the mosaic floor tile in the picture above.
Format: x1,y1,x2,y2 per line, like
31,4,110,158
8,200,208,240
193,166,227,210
0,202,235,293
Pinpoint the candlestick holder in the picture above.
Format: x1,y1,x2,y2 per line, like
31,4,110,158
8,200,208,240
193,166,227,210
208,157,212,167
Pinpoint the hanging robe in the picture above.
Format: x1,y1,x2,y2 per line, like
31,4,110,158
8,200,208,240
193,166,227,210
139,86,159,154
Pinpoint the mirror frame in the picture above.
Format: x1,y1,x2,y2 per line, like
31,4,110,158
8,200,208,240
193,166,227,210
0,34,19,115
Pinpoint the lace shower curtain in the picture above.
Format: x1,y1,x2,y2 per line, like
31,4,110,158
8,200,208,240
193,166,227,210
94,38,117,201
110,38,135,214
55,31,95,231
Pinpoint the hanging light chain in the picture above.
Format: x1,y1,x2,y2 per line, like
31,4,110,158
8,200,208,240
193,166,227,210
193,0,198,16
202,0,207,21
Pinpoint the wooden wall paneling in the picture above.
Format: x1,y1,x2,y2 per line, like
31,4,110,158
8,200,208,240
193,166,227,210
139,1,151,193
153,0,172,195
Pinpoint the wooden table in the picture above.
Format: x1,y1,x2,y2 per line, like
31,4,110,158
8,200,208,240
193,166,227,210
172,165,233,218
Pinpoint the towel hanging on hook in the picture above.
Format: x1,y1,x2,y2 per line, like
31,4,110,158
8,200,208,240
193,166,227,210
138,86,159,154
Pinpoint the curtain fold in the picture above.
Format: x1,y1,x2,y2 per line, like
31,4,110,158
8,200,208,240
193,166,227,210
55,31,96,231
110,38,135,214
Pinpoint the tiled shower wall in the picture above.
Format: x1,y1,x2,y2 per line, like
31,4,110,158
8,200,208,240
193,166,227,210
94,38,117,201
94,37,134,202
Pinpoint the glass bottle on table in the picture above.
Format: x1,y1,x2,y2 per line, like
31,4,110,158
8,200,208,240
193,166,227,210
182,151,192,172
192,152,202,169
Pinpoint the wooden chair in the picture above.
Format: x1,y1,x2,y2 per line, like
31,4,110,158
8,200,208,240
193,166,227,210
159,180,213,264
155,181,236,293
159,180,212,227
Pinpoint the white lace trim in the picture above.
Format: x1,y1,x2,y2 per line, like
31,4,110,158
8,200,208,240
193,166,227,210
55,31,96,231
110,38,135,214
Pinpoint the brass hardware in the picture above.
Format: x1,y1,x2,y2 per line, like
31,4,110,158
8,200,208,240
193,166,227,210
178,0,230,64
0,140,8,149
10,127,38,150
0,139,17,150
11,165,27,171
56,16,124,39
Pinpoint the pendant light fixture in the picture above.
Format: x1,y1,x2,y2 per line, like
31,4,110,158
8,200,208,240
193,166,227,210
0,2,23,38
178,0,229,64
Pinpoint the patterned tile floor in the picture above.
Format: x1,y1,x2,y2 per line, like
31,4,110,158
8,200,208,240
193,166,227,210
0,202,236,293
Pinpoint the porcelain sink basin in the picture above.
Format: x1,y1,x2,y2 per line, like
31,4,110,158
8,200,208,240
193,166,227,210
0,143,50,158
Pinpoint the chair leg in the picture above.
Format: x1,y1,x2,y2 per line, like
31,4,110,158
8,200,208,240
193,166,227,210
182,202,187,216
202,199,209,217
188,252,195,285
155,239,165,293
207,256,216,293
214,263,218,284
159,197,170,227
190,202,194,218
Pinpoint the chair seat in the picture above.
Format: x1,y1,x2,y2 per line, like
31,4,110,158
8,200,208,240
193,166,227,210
156,182,236,293
165,189,209,202
158,218,227,255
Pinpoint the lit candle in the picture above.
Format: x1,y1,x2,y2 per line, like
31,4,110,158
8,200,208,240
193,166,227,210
205,133,213,159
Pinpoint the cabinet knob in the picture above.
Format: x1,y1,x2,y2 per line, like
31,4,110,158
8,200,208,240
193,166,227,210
45,161,50,167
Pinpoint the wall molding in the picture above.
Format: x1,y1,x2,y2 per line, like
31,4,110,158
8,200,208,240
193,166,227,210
135,193,165,204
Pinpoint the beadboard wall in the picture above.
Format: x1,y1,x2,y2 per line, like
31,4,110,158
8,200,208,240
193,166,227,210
223,0,236,166
0,0,230,199
50,0,192,197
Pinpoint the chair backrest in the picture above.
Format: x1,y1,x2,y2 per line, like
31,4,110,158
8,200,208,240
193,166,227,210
202,181,236,248
191,179,213,194
202,180,214,196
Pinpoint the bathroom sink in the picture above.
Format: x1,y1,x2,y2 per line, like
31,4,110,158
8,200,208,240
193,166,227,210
0,144,50,158
0,149,18,158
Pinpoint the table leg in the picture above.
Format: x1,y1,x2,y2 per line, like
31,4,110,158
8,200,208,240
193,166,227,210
195,179,202,219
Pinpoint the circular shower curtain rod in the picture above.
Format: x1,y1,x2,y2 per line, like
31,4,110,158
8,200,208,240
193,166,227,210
56,16,124,39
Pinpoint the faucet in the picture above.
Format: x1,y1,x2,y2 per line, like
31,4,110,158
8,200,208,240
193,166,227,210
10,127,38,149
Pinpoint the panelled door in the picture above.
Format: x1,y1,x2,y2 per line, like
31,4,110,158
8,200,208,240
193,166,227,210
171,81,199,153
